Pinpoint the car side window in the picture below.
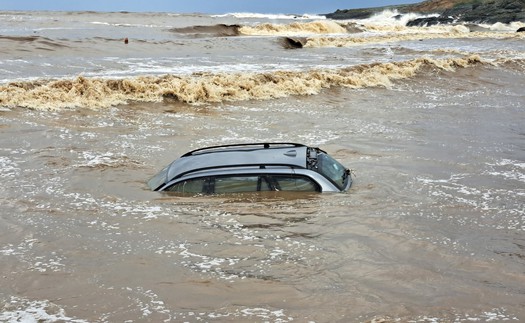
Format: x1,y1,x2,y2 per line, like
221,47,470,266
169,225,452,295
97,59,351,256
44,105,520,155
270,175,320,192
214,176,270,193
166,178,206,193
165,175,318,194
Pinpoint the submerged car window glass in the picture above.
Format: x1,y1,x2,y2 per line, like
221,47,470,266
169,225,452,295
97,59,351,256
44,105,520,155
214,176,268,193
272,175,319,192
166,178,206,193
317,153,347,190
147,166,169,190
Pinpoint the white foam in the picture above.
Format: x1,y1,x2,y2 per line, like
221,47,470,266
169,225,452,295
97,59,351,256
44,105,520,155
485,159,525,182
480,21,525,31
90,21,163,28
74,151,138,168
360,9,440,27
406,307,519,322
0,297,88,323
213,12,325,20
0,156,20,178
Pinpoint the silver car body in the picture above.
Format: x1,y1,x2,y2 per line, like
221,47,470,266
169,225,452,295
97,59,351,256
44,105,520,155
148,143,351,193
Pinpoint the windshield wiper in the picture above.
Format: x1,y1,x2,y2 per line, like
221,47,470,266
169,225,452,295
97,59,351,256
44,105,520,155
342,168,350,181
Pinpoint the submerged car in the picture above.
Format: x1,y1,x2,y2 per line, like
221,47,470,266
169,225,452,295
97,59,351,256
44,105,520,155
148,143,352,194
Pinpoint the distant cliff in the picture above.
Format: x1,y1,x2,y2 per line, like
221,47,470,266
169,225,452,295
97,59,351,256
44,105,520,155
325,0,525,24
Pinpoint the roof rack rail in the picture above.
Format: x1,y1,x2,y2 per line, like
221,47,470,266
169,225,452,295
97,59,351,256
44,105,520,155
182,142,305,157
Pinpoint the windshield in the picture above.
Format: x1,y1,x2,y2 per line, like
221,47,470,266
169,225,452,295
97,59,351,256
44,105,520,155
316,152,348,191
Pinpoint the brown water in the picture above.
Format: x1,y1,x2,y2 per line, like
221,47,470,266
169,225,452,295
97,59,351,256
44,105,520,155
0,10,524,323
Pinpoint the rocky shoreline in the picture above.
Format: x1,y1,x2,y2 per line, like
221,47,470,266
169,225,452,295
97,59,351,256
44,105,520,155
325,0,525,26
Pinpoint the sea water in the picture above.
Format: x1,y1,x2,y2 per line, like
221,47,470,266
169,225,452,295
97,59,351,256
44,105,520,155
0,9,524,322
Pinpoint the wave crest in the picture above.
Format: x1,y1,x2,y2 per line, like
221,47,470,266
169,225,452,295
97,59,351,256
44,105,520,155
169,24,241,36
0,35,69,50
0,55,484,111
239,20,348,36
303,29,524,48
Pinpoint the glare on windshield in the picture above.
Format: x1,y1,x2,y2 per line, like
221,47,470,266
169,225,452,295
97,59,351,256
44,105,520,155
316,153,348,190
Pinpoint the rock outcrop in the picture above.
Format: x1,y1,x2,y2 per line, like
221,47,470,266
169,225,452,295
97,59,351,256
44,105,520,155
437,0,525,24
325,0,525,24
405,16,455,26
325,6,407,20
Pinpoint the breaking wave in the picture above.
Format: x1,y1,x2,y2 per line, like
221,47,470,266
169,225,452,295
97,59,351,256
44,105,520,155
239,20,349,36
234,10,525,37
212,12,326,20
0,55,487,111
301,29,525,48
360,9,440,28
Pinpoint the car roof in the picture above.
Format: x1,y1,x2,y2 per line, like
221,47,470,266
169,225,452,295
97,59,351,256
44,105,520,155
165,143,309,182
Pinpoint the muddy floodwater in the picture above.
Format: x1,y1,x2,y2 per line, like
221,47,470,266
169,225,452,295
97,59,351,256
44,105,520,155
1,10,524,322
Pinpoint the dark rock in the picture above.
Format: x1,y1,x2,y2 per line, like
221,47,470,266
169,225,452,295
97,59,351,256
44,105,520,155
324,5,410,20
343,23,364,33
406,16,455,27
325,9,377,20
431,0,525,24
517,27,525,32
280,37,307,49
